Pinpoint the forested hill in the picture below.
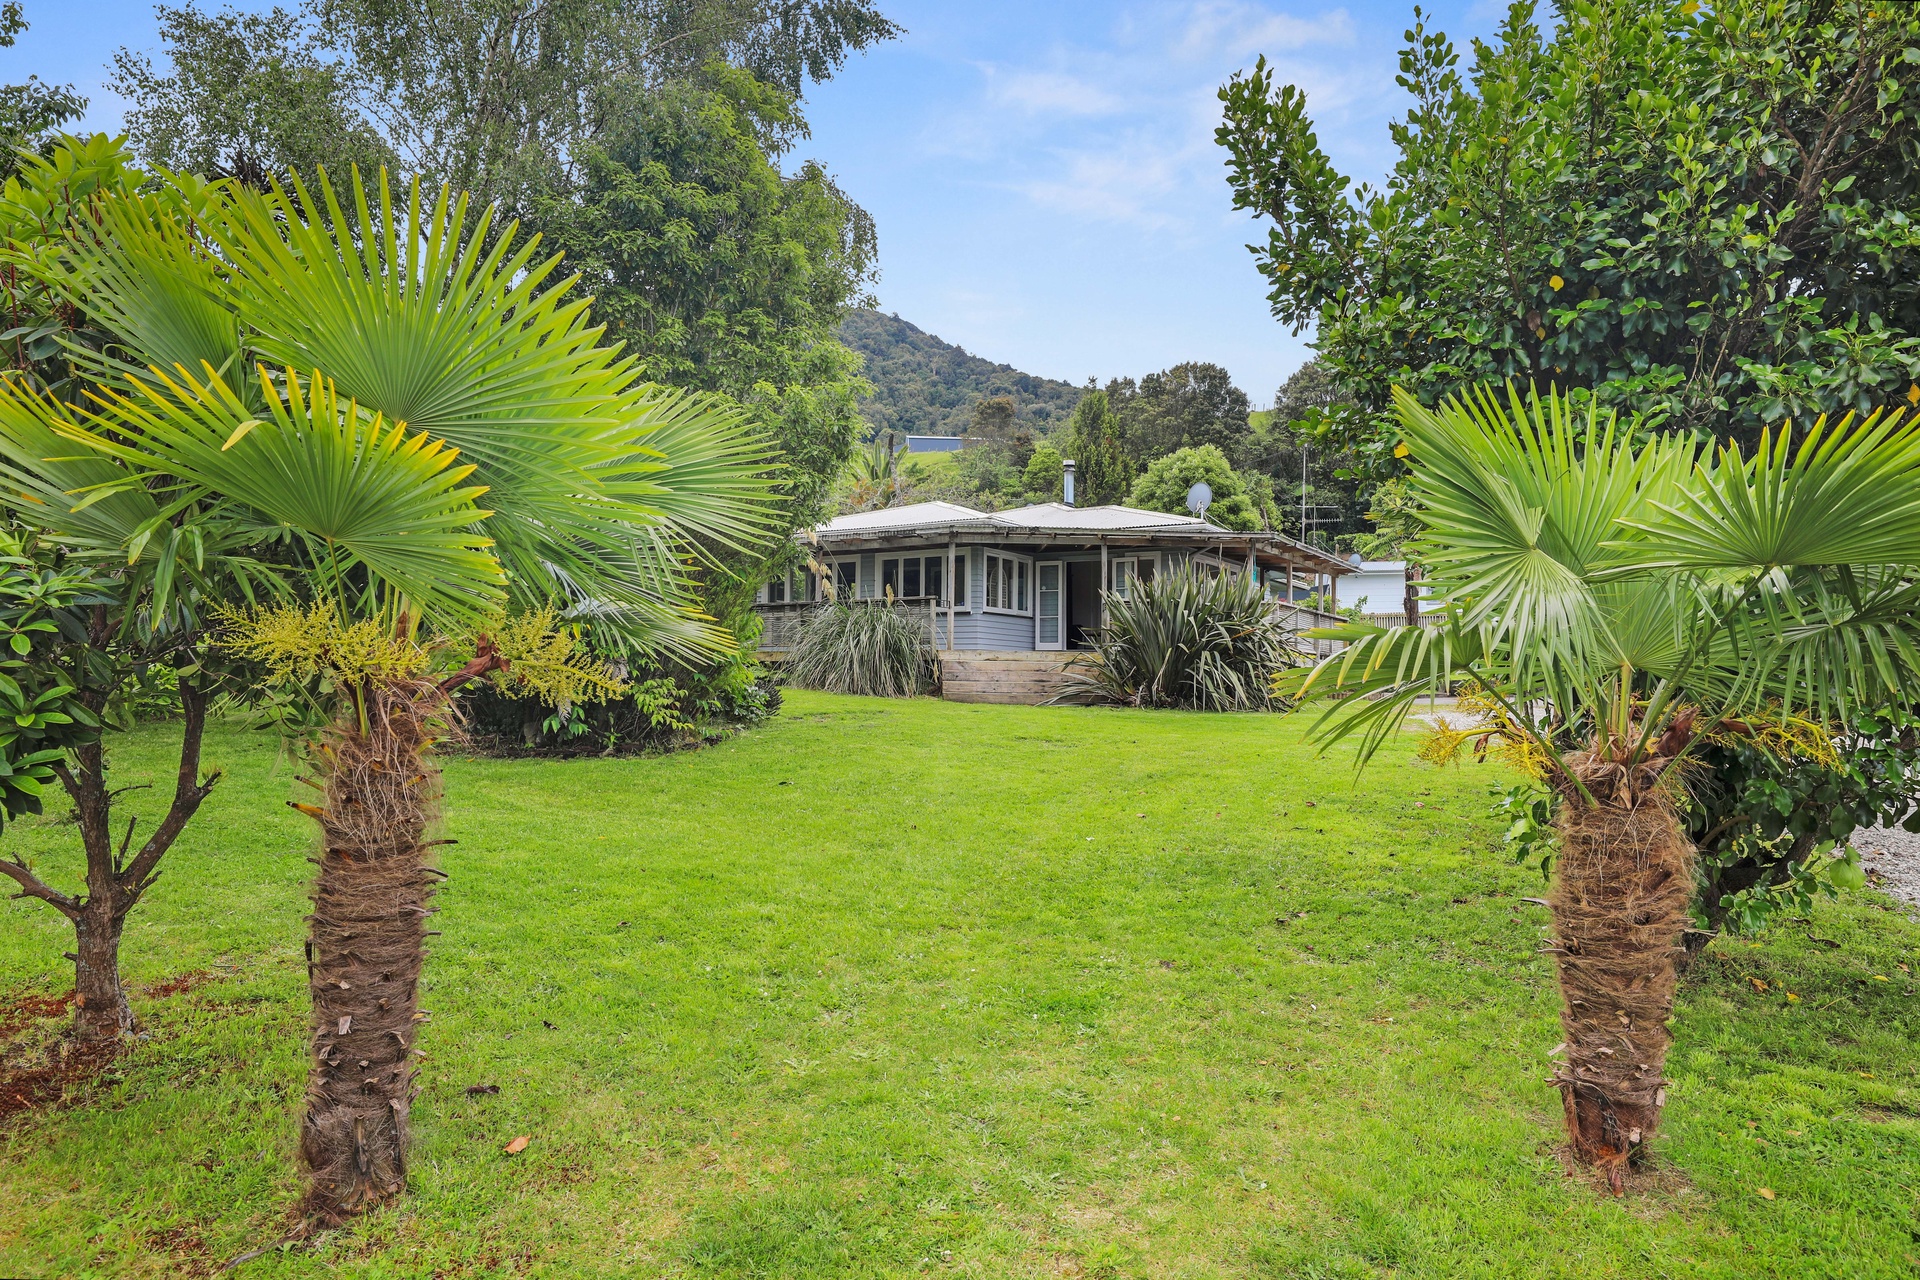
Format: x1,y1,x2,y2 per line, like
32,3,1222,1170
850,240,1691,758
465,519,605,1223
839,308,1083,437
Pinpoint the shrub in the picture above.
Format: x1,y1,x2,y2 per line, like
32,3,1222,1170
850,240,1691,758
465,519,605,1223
784,601,932,697
1050,566,1295,710
1129,445,1263,530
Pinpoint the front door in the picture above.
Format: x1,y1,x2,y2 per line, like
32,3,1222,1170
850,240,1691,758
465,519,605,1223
1036,561,1064,650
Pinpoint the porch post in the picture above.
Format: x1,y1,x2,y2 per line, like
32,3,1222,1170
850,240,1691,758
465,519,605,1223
1100,537,1109,631
946,537,956,650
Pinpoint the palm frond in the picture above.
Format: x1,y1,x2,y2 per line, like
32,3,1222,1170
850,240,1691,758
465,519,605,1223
61,363,505,624
1621,407,1920,571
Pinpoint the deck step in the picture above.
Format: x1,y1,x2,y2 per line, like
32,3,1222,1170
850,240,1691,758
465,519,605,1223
938,650,1076,705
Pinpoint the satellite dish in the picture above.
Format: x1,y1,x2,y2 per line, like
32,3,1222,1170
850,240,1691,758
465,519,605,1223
1185,481,1212,516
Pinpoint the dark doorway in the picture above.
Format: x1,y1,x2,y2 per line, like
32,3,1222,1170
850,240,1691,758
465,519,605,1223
1066,561,1101,648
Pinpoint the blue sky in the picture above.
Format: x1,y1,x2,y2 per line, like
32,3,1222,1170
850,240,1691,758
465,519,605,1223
14,0,1504,405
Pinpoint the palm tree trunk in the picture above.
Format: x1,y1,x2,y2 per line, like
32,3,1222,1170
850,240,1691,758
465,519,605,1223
1547,754,1695,1192
298,684,442,1222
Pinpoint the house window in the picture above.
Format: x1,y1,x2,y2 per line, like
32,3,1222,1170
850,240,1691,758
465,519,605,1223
834,561,857,598
765,575,787,603
951,553,965,605
1109,555,1155,599
881,556,951,600
983,552,1032,615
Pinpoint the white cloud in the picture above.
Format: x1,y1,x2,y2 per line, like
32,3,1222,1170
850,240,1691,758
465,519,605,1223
987,69,1126,117
917,4,1393,239
1172,2,1356,63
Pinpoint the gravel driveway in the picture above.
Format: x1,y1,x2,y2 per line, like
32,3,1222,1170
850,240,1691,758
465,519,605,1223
1855,824,1920,913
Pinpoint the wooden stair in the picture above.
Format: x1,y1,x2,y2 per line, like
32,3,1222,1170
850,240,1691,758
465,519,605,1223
939,650,1073,705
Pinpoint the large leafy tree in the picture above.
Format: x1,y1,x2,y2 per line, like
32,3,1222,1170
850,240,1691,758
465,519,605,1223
1110,361,1253,464
529,66,876,529
113,0,899,211
1218,0,1920,455
1129,444,1266,531
110,4,395,183
0,3,86,181
0,141,773,1217
1057,388,1134,507
1285,384,1920,1188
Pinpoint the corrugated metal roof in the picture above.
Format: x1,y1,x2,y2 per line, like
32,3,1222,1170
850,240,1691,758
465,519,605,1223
816,501,1214,536
985,502,1211,532
816,501,988,532
806,501,1351,574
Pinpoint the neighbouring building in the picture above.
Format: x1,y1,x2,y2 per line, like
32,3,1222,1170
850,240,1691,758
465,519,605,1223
1333,558,1436,624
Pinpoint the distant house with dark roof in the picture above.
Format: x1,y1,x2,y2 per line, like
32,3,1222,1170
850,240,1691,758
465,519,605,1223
754,498,1351,702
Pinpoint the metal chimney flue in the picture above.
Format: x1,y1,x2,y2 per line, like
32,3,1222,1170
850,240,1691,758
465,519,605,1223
1062,458,1076,506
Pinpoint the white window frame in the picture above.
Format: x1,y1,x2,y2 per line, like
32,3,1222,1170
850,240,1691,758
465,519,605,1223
880,553,948,603
983,551,1033,616
1109,553,1156,601
824,557,860,600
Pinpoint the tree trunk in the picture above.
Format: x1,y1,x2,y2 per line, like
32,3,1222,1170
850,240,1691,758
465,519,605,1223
0,674,219,1047
71,900,133,1041
298,684,442,1223
1547,753,1695,1192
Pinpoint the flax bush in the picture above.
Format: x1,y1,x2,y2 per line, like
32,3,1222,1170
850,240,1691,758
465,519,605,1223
1050,566,1295,711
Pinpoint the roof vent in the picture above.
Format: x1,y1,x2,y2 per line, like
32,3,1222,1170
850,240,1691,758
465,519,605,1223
1062,458,1076,507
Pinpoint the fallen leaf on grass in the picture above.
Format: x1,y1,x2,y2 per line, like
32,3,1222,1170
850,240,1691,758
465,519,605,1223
465,1084,500,1097
1756,1187,1775,1200
1785,992,1799,1003
1748,977,1769,992
504,1135,530,1154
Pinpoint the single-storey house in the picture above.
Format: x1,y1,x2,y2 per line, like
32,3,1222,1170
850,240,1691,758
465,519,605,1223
754,494,1352,703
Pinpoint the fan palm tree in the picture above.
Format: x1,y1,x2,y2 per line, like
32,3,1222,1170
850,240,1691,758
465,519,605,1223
1282,384,1920,1190
0,160,775,1219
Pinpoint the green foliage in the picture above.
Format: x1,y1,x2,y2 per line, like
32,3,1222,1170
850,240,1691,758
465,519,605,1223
1684,711,1920,937
1492,780,1556,881
529,69,875,530
1351,476,1422,562
1129,445,1264,531
784,601,930,698
1219,0,1920,451
1021,443,1063,502
0,4,86,183
110,0,898,209
1051,566,1294,711
109,4,395,182
836,308,1084,437
1286,383,1920,808
1057,388,1134,506
1110,361,1252,462
0,551,103,827
1238,359,1371,544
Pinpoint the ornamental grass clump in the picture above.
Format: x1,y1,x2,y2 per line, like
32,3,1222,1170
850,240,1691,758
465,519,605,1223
1050,566,1293,710
785,600,931,697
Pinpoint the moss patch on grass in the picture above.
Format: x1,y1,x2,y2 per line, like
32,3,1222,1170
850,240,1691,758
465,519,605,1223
1,691,1917,1277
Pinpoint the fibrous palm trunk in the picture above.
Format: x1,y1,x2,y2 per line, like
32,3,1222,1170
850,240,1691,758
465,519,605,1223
1547,752,1695,1192
298,683,443,1222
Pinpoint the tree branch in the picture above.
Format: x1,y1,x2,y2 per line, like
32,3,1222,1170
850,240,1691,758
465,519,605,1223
118,675,218,902
0,855,80,919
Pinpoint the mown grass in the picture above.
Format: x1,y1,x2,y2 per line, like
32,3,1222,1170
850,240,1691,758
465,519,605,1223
1,690,1916,1279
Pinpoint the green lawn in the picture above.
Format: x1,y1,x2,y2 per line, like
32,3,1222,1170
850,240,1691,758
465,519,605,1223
2,691,1917,1278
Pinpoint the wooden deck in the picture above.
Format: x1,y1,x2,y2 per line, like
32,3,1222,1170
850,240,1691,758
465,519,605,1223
938,650,1073,705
